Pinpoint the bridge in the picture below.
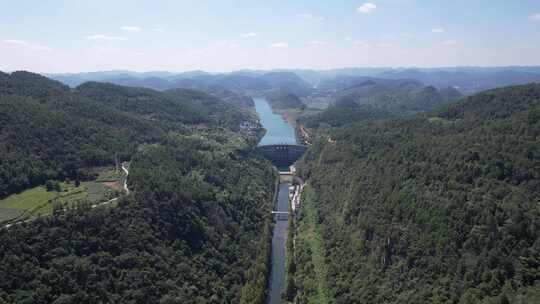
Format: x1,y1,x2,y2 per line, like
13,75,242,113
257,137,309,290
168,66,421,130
255,144,308,167
271,211,289,221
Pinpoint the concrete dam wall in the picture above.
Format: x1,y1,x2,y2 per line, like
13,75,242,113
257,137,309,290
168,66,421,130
256,144,308,167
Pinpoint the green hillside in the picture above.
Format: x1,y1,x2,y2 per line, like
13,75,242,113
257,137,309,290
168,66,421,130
265,90,305,110
289,84,540,303
0,72,273,303
0,72,257,199
332,79,462,113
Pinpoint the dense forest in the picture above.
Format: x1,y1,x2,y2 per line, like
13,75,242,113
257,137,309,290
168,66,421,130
264,90,306,110
299,104,391,130
289,84,540,303
3,70,539,303
0,71,276,303
327,78,462,113
0,71,259,198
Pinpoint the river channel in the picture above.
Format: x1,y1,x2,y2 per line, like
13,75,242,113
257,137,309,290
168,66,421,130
254,97,296,304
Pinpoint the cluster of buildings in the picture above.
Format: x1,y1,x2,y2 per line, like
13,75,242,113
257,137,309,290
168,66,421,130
289,182,304,213
239,120,259,135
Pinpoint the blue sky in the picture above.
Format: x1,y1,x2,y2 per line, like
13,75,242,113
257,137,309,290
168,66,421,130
1,0,539,73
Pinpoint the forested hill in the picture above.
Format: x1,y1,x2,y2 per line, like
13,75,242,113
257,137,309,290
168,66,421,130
0,71,258,198
75,81,244,127
265,89,305,110
290,84,540,303
0,71,274,303
0,71,70,100
329,78,462,113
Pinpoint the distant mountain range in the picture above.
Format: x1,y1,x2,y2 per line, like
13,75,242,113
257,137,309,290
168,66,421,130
48,70,310,92
48,70,313,108
47,66,540,96
43,67,540,114
318,77,463,113
378,68,540,94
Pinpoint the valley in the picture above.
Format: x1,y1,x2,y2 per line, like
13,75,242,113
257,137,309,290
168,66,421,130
0,72,275,303
253,97,302,304
2,2,540,303
285,84,540,304
0,70,538,304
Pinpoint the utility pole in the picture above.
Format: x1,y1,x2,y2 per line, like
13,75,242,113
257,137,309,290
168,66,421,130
115,153,119,173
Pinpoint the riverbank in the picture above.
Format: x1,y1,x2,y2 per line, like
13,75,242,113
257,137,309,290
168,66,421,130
252,97,299,304
240,171,278,304
267,182,292,304
284,184,331,304
267,107,317,146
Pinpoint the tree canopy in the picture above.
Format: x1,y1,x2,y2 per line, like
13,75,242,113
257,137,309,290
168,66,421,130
0,71,274,303
290,84,540,303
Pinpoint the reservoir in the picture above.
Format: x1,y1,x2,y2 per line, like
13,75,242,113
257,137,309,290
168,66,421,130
253,97,295,304
254,97,297,146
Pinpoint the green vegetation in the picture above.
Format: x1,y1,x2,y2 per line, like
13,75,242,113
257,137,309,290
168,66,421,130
0,179,119,224
0,71,274,303
4,68,539,303
299,105,391,130
240,221,273,304
313,77,462,114
287,185,331,304
332,80,461,113
240,174,278,304
290,84,540,303
1,186,56,211
82,181,113,202
0,71,258,199
265,90,305,110
0,186,55,222
283,190,296,302
0,165,124,223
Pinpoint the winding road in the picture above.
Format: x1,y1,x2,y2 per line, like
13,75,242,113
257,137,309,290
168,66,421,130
122,163,130,194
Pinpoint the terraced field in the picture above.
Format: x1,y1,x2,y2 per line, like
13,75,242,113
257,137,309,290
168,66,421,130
0,167,124,224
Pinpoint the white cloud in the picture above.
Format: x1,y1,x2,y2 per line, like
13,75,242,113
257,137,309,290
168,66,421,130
241,32,258,38
31,45,52,51
345,37,352,41
401,33,414,40
269,42,288,48
297,13,324,22
308,40,327,46
121,26,142,32
85,34,128,41
153,28,165,33
357,3,377,14
530,13,540,21
432,28,445,33
3,39,52,51
376,42,393,48
3,39,29,46
91,45,120,53
216,41,239,48
442,39,457,46
354,40,370,47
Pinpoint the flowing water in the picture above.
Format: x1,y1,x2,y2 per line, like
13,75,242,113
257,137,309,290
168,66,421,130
253,97,296,304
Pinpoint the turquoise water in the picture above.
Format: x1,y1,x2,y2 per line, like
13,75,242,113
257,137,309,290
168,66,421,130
254,97,297,146
254,97,296,304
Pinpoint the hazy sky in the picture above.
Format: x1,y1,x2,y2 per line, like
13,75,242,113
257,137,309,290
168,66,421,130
1,0,540,73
